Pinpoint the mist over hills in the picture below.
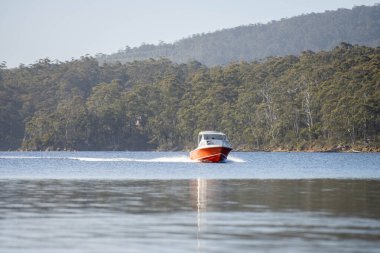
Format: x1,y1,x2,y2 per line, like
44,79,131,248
98,4,380,66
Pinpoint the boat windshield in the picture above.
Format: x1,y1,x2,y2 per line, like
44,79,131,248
203,134,226,141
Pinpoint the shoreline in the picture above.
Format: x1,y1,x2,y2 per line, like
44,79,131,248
2,145,380,153
235,146,380,153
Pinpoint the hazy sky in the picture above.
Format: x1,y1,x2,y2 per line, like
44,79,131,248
0,0,378,67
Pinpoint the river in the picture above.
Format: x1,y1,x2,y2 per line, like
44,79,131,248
0,151,379,252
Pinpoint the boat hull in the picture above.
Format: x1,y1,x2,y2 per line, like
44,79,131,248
190,146,232,163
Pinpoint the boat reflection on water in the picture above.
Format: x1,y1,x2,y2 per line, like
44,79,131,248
190,178,208,252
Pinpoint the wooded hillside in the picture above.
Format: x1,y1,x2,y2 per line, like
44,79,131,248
98,5,380,66
0,43,379,151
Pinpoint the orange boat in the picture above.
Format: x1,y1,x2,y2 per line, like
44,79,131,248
190,131,232,163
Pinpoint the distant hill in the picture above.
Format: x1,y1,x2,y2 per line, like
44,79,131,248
98,4,380,66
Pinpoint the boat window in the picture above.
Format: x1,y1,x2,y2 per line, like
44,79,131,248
204,134,225,140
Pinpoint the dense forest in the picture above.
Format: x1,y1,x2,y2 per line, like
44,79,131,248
98,5,380,66
0,43,379,151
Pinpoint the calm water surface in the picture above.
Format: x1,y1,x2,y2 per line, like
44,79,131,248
0,152,380,252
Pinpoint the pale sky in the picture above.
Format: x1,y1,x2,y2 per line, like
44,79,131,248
0,0,378,67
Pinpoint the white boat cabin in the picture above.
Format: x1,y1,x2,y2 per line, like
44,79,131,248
197,131,231,148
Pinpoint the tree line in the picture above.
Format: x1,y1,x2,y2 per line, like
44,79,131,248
0,43,379,151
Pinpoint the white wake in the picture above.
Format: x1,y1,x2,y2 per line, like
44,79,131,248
69,155,193,163
0,154,245,163
227,155,246,163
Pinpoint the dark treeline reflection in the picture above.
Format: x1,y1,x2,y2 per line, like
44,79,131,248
1,179,379,218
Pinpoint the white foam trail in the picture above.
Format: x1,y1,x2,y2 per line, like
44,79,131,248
147,156,193,163
228,156,246,163
0,155,192,163
0,156,42,159
68,157,123,162
69,156,193,163
0,154,244,163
